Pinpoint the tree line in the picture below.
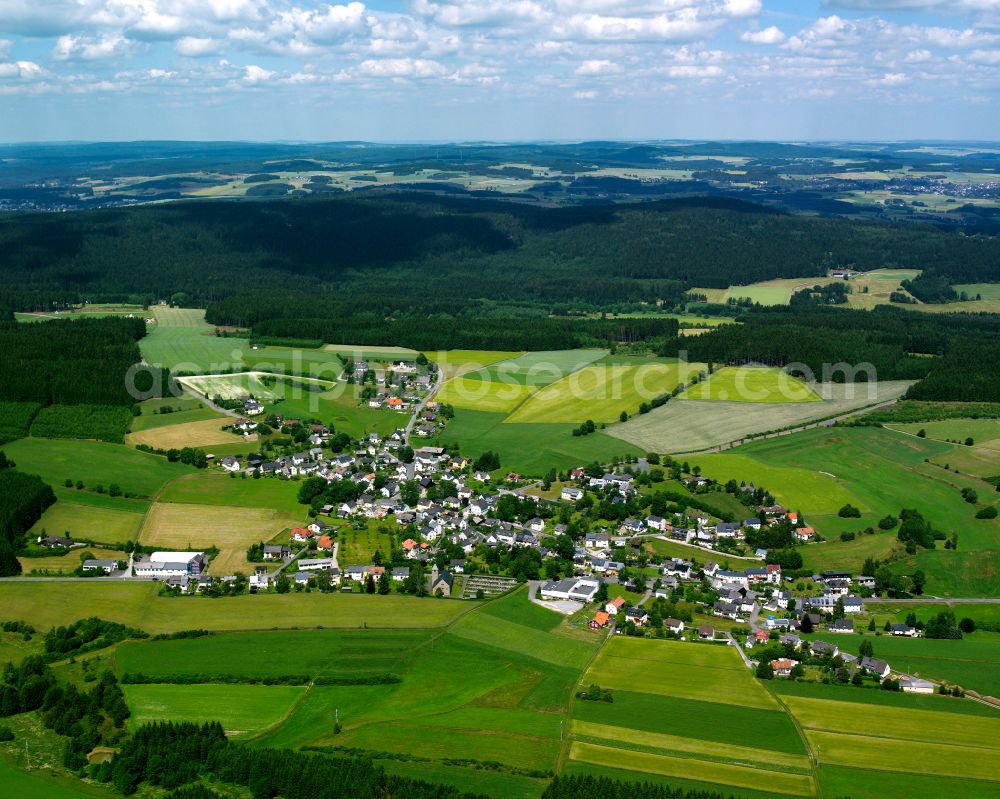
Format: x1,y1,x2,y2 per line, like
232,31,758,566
0,466,56,576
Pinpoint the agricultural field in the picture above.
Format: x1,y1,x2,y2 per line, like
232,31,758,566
158,471,303,515
608,380,911,454
506,360,704,423
463,350,607,386
0,438,192,498
140,307,246,372
583,638,777,709
430,349,524,380
0,582,475,633
429,408,641,475
801,632,1000,697
180,372,283,401
242,346,344,379
775,690,1000,793
124,684,305,739
322,343,419,360
270,380,401,438
681,367,820,404
139,501,300,575
691,427,1000,595
435,376,535,413
28,499,145,542
128,405,219,432
567,638,813,797
126,416,238,450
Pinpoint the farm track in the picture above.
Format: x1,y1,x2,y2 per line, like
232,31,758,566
766,687,823,799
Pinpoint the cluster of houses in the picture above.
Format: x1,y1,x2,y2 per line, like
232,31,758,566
347,359,435,413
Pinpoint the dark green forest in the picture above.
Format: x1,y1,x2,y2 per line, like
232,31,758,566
3,194,998,314
0,467,56,575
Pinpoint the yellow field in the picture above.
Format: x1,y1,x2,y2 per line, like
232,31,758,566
572,720,809,771
505,362,703,424
435,376,536,413
568,742,813,796
140,502,299,575
127,417,238,450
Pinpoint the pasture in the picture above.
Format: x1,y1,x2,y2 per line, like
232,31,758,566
506,361,703,424
124,684,305,739
0,582,475,633
28,499,145,542
1,438,191,498
583,638,778,710
681,367,820,404
141,307,246,372
608,380,912,454
139,502,300,575
127,416,237,450
430,408,641,475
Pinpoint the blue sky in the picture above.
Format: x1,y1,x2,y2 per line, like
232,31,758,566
0,0,998,142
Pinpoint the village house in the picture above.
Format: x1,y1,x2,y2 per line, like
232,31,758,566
770,658,799,678
605,597,625,615
589,611,610,630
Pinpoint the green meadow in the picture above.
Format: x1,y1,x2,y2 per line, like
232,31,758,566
693,427,1000,595
1,438,192,498
124,684,305,739
141,307,246,372
681,367,820,404
27,499,144,542
430,408,641,475
159,470,304,516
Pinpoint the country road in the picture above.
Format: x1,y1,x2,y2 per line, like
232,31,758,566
403,365,444,446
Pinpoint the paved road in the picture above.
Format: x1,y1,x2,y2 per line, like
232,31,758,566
404,366,444,447
726,631,754,669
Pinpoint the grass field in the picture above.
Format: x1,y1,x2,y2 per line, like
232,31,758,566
28,499,145,542
436,376,535,413
953,282,1000,300
18,546,127,575
463,350,607,386
506,361,704,424
0,756,111,799
140,501,300,575
322,343,419,360
269,380,401,439
243,346,344,380
888,419,1000,448
608,380,912,453
140,307,246,372
691,427,1000,585
158,472,303,515
127,416,238,450
430,349,524,380
568,742,813,796
124,684,305,739
818,765,1000,799
337,522,394,566
681,368,820,403
1,438,192,498
129,406,219,432
0,582,476,633
802,632,1000,697
181,373,283,401
584,638,778,709
430,408,641,475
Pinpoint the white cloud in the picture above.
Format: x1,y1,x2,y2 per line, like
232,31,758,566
558,9,722,42
575,58,621,75
968,48,1000,63
574,89,597,98
355,57,447,77
869,71,908,85
662,63,725,77
0,60,45,80
242,63,273,82
176,36,225,56
53,33,135,61
905,48,933,62
741,25,785,45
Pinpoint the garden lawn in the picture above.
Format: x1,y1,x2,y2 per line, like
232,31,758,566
583,638,778,709
1,438,192,498
124,683,305,739
506,362,704,424
681,367,820,403
429,409,640,476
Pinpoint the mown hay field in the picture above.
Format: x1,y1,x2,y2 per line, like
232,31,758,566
127,417,238,450
681,367,820,403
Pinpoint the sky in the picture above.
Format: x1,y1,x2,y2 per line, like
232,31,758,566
0,0,999,142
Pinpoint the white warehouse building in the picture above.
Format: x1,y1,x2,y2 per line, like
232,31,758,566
134,551,207,578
